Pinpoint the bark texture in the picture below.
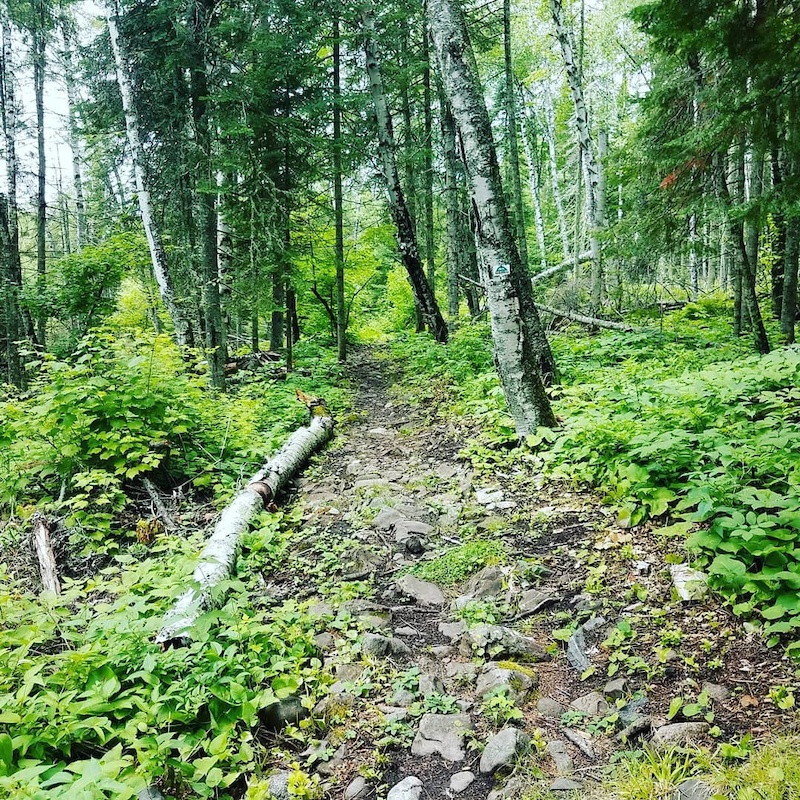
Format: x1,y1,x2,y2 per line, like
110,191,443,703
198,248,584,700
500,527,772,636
333,13,347,361
429,0,556,435
157,409,335,645
32,515,60,595
363,7,448,343
107,9,188,344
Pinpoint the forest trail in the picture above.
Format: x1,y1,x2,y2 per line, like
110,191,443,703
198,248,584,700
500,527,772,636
260,347,796,800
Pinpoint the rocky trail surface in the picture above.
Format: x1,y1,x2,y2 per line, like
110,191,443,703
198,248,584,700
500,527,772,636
258,347,797,800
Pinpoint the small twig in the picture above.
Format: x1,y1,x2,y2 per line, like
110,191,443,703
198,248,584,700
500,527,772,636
142,477,178,531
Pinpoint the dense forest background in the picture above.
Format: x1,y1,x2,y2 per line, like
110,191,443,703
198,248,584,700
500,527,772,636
2,0,800,797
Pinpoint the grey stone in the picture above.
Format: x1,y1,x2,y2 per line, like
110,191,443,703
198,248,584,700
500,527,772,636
358,613,391,630
353,478,390,490
550,778,583,791
565,627,591,672
476,487,504,505
487,777,526,800
604,677,628,699
336,664,364,681
460,624,549,662
581,615,607,633
536,696,564,718
137,789,164,800
619,695,649,725
449,771,475,794
563,727,594,758
394,520,434,540
411,713,473,761
702,682,729,703
362,633,393,657
341,599,386,615
446,662,478,682
464,566,505,599
384,708,409,723
390,637,412,656
652,722,709,747
615,715,652,743
314,632,335,651
570,691,608,717
387,776,423,800
418,673,446,697
344,776,370,799
391,688,416,707
431,645,455,658
479,727,530,774
260,696,308,730
374,508,405,530
669,564,709,601
476,662,537,704
518,589,556,616
405,536,425,555
435,464,459,480
672,779,713,800
395,625,418,637
546,740,574,775
308,602,334,617
439,620,467,641
266,771,292,800
395,574,445,606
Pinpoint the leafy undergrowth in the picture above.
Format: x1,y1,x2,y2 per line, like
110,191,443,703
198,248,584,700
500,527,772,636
390,303,800,653
0,330,349,797
0,510,332,799
0,330,347,545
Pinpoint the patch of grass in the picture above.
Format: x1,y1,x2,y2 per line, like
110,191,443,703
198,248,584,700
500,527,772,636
410,539,508,587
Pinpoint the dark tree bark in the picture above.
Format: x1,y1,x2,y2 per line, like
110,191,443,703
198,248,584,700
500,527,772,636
363,6,448,343
333,13,346,361
781,218,799,343
189,0,226,389
32,0,47,347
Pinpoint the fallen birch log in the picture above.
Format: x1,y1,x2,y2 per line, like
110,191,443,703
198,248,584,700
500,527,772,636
156,395,334,646
32,514,61,595
535,303,640,332
530,251,592,285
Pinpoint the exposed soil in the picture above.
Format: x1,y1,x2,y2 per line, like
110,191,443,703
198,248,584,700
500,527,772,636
258,345,800,798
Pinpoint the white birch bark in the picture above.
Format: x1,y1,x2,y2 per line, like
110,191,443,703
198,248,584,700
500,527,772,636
542,90,571,261
157,413,335,645
429,0,557,433
519,95,548,271
62,26,87,249
107,8,188,345
32,515,61,595
549,0,606,308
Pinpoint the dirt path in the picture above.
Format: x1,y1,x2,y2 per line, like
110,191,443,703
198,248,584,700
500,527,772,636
261,346,797,800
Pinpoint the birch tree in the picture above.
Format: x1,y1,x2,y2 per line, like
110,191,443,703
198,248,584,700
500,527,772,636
106,7,188,345
429,0,556,435
549,0,606,311
362,5,448,343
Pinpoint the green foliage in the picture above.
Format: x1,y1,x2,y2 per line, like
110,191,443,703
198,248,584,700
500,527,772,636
410,539,508,587
0,518,324,798
479,687,524,727
0,330,347,539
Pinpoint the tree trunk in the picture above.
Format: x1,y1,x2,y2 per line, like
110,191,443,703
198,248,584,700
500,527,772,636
33,0,47,347
107,8,188,345
549,0,605,308
429,0,556,435
439,84,461,321
503,0,528,268
519,92,548,271
32,515,60,595
542,90,571,261
363,6,448,343
333,13,347,361
156,404,335,646
771,148,785,319
62,24,87,249
718,150,770,354
189,0,226,389
422,4,436,295
781,218,799,343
